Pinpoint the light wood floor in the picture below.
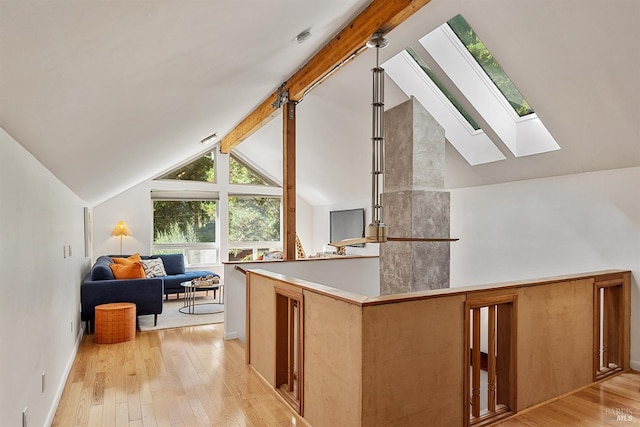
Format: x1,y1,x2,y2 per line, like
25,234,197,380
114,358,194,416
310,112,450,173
53,324,306,427
54,323,640,426
495,371,640,426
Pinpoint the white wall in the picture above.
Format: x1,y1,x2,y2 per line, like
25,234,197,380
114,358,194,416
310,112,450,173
449,167,640,368
0,128,90,426
224,256,380,341
92,151,314,278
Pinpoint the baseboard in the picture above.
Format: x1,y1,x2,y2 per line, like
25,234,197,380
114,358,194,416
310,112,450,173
630,360,640,371
45,323,85,426
224,331,238,340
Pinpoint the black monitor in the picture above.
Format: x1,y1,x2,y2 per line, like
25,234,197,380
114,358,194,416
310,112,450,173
330,208,365,247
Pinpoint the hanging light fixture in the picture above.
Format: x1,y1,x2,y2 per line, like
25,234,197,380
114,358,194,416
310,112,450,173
366,32,389,243
328,33,458,248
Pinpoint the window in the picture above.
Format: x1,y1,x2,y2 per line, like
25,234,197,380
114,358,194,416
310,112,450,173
152,199,218,266
385,50,506,165
228,195,281,261
157,151,215,183
229,153,276,186
420,15,560,158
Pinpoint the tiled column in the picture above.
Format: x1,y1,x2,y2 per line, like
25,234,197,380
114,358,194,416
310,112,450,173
380,96,451,294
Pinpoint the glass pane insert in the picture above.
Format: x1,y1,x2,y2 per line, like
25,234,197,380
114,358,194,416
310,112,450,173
157,151,215,182
447,14,534,117
228,196,281,242
405,47,481,131
230,153,276,186
153,200,216,244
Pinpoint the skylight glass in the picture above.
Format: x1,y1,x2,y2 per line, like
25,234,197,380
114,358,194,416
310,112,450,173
405,47,481,131
447,14,534,117
384,50,506,165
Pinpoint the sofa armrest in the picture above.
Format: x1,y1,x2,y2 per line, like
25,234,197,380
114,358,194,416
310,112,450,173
81,277,164,321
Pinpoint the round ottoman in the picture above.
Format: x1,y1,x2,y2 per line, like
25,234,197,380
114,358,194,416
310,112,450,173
94,302,136,344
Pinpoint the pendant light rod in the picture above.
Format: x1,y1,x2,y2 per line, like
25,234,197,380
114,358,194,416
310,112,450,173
366,33,389,241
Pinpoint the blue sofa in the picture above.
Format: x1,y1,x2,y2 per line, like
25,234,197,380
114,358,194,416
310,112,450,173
81,254,217,331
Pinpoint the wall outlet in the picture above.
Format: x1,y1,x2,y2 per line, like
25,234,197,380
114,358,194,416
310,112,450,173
63,245,67,259
22,407,27,427
42,372,45,393
68,244,72,256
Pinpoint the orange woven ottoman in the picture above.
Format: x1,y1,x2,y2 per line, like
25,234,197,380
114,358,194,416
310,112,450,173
94,302,136,344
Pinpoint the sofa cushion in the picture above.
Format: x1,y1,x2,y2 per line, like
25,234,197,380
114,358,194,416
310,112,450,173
112,253,142,265
152,254,185,275
141,258,167,278
91,256,115,280
110,262,146,279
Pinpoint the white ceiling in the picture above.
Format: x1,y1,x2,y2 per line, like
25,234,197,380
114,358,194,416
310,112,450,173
2,0,640,207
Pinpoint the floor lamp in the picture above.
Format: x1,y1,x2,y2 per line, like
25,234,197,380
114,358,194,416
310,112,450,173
111,220,131,255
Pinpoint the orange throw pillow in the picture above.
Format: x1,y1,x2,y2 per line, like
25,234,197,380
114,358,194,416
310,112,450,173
112,253,142,265
109,262,146,279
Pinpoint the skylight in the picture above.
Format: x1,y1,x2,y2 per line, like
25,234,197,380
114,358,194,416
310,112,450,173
384,50,506,166
419,14,560,159
405,47,480,131
447,14,534,117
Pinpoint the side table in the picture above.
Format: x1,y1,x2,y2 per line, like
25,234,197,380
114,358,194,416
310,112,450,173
94,302,136,343
179,281,224,314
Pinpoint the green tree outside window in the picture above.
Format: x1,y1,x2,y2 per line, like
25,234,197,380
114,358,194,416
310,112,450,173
158,152,215,182
153,200,216,244
229,154,275,186
228,196,280,242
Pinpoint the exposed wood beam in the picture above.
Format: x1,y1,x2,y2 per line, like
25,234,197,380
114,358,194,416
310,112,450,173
282,101,297,260
219,0,432,153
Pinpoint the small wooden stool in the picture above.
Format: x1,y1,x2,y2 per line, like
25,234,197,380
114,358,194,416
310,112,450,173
94,302,136,344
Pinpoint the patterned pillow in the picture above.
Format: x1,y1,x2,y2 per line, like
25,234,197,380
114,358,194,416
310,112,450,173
141,258,167,278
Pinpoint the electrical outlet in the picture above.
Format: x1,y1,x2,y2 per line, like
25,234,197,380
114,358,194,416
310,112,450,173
68,245,72,256
22,407,27,427
42,372,45,393
63,245,67,259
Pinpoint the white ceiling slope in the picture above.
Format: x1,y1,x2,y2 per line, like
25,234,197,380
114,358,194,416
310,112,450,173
240,0,640,207
0,0,370,205
2,0,640,208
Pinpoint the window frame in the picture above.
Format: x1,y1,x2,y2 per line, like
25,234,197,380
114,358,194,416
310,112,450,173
420,18,560,158
155,150,217,184
151,197,220,267
228,194,283,260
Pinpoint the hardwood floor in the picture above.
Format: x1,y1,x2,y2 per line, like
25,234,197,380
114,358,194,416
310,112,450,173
53,324,306,427
54,323,640,427
495,371,640,426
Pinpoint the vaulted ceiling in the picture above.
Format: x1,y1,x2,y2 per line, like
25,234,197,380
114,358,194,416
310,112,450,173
1,0,639,207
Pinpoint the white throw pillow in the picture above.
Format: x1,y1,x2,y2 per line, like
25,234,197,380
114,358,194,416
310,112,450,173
141,258,167,278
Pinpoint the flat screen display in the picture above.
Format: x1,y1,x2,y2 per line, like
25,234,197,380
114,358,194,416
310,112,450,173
330,208,365,248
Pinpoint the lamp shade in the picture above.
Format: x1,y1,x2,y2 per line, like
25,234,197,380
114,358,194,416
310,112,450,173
111,220,131,237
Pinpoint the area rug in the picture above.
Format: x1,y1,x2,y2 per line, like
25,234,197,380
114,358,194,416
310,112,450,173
138,297,224,332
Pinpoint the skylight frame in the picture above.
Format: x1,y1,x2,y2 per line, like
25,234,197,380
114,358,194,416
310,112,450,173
384,50,506,166
447,14,534,118
420,19,560,158
404,47,481,131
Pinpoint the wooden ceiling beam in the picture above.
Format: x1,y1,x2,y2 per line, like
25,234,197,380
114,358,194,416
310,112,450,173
219,0,432,153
